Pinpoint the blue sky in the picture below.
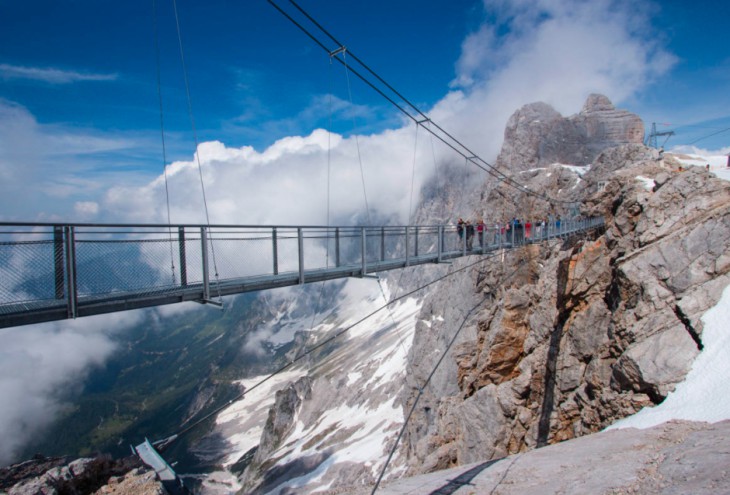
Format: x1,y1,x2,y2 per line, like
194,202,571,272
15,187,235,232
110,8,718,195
0,0,729,222
0,1,479,156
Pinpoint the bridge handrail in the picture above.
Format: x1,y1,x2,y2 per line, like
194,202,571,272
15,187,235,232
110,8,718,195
0,217,604,328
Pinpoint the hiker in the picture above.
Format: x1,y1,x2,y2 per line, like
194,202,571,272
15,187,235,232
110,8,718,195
466,220,475,250
514,218,523,244
525,219,532,241
457,218,465,247
476,219,485,248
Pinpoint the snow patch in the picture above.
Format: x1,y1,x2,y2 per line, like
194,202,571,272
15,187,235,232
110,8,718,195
667,149,730,182
346,371,362,386
558,163,591,176
214,369,305,467
609,282,730,430
635,175,655,190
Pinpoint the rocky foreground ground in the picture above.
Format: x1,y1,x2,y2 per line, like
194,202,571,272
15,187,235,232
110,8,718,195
343,419,730,495
0,455,164,495
4,419,727,494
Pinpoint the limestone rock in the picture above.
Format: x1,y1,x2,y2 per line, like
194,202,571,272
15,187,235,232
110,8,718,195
496,94,644,171
1,456,157,495
345,420,730,495
400,122,730,475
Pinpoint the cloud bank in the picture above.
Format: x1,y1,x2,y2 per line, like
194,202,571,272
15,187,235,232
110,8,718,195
0,311,144,465
0,99,154,221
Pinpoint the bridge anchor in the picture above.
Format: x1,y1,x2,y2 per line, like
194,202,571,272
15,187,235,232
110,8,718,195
196,299,223,307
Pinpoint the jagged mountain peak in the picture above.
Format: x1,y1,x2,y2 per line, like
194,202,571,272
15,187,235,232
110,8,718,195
581,93,615,113
497,94,644,172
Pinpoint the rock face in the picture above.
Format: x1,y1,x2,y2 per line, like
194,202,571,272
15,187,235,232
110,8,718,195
399,137,730,473
346,420,730,495
496,94,644,171
0,455,162,495
240,376,313,493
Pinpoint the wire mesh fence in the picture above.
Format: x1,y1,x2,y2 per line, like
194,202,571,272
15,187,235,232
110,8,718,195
0,218,605,327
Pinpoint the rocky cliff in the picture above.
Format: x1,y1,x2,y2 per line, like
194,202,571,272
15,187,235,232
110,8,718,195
398,99,730,474
228,94,730,491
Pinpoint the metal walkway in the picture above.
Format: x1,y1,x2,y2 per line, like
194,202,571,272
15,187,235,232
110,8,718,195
0,218,603,328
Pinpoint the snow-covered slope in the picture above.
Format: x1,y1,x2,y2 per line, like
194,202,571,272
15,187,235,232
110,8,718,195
195,278,422,494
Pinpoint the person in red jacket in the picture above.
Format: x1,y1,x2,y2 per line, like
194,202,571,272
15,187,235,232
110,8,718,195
476,219,485,248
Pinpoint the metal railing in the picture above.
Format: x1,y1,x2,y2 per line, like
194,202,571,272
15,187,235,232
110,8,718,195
0,217,604,328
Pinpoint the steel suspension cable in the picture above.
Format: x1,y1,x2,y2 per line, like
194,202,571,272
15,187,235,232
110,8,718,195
428,121,442,203
408,122,419,223
371,295,489,494
171,0,222,303
688,126,730,145
342,51,372,224
301,57,336,367
152,0,176,284
270,0,574,206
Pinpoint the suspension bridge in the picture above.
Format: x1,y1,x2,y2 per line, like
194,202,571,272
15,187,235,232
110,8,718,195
0,218,602,329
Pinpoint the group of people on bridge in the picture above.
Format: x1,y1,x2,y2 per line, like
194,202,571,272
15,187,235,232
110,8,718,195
456,216,563,250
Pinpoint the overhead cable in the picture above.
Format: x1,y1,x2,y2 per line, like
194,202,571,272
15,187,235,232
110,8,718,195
268,0,575,205
152,0,176,284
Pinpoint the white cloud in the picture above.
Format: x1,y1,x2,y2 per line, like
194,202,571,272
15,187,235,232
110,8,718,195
0,99,155,221
74,201,100,218
0,310,144,465
0,64,118,84
433,0,676,161
670,144,730,157
103,125,432,226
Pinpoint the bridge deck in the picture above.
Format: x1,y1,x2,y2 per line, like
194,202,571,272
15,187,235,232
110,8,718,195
0,219,603,328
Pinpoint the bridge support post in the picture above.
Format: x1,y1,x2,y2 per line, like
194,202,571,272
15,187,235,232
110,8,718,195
178,227,187,287
298,228,304,284
63,226,77,319
272,227,279,275
54,226,64,300
437,226,443,263
414,226,419,257
361,227,367,276
405,226,410,267
335,228,340,267
381,227,385,262
201,227,210,301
